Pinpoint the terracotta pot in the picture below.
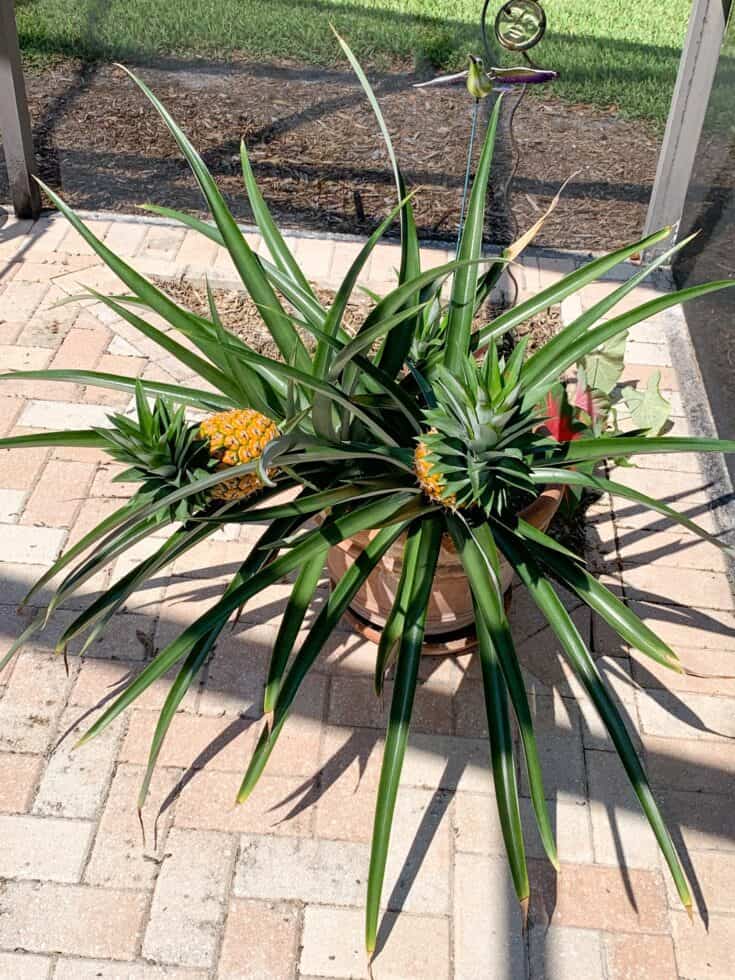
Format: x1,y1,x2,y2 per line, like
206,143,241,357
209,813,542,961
327,486,564,645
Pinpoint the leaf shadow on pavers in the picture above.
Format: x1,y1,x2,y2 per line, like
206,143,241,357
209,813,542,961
153,717,258,822
614,524,733,572
372,757,458,957
612,485,734,535
3,564,735,947
53,664,137,750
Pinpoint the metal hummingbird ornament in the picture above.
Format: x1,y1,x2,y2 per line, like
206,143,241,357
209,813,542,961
414,0,557,245
416,54,557,98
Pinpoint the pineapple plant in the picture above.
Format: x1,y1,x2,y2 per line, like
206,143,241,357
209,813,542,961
1,34,734,960
85,391,282,516
414,344,538,514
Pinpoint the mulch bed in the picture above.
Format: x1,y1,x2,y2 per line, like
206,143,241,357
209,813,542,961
506,303,562,356
156,277,372,361
157,275,561,360
5,57,660,251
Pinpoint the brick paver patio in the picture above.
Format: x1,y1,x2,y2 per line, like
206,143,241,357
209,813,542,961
0,211,733,979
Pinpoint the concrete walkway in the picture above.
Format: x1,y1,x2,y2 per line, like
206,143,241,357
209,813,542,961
0,210,733,980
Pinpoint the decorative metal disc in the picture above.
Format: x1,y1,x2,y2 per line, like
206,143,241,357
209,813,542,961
494,0,547,52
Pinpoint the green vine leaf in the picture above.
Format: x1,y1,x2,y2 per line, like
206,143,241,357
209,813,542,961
580,331,627,395
622,370,671,435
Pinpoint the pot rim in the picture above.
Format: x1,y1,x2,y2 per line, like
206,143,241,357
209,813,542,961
518,483,565,525
331,484,565,554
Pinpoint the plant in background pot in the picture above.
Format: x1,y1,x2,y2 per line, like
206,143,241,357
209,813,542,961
574,331,672,439
2,34,734,956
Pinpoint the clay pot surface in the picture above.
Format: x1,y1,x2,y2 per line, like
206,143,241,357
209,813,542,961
326,486,564,642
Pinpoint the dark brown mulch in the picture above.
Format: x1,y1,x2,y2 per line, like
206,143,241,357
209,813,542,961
6,58,660,251
155,277,373,361
157,274,561,363
502,303,562,356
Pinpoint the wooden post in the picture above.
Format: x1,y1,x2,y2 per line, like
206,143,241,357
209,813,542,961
0,0,40,218
644,0,731,244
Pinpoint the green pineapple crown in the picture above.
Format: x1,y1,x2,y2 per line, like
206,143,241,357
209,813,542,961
99,387,215,520
421,341,541,514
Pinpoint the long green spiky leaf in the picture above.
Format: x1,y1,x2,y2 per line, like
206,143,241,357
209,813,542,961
522,279,735,405
360,256,490,341
181,336,399,447
240,480,410,524
56,516,225,655
135,513,310,812
207,277,287,414
20,497,145,612
279,444,414,473
263,549,326,711
509,522,683,672
82,286,246,404
49,513,169,623
236,520,410,804
520,233,695,393
544,435,735,466
48,484,290,624
0,370,231,413
532,468,733,555
331,29,422,379
37,181,281,416
76,494,419,745
137,632,216,813
444,95,504,372
0,616,49,672
0,430,109,451
330,300,431,377
332,28,407,225
365,517,442,954
79,456,294,553
448,516,558,874
240,140,316,299
310,192,416,440
475,227,673,350
474,596,530,914
374,528,421,695
497,529,692,913
117,66,311,371
141,204,329,330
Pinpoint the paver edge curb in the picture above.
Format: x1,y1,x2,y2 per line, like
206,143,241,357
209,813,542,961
664,289,735,572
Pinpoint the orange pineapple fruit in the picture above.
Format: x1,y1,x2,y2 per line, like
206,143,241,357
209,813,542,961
199,409,280,501
414,433,456,508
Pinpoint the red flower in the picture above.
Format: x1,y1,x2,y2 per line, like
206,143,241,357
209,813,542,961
544,390,583,443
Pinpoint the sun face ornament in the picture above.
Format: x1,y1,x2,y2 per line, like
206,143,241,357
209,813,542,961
494,0,547,52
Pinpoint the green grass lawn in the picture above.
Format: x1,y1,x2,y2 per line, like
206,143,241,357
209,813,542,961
17,0,695,125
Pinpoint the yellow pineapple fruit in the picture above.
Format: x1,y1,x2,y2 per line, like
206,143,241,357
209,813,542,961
199,409,280,501
414,433,456,509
